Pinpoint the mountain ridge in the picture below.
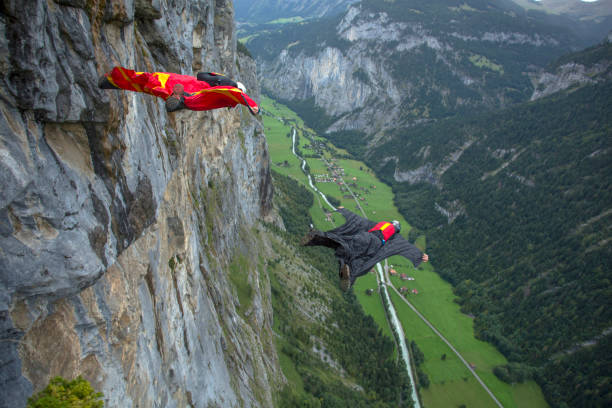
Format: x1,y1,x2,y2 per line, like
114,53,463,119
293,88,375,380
249,0,585,141
234,0,359,23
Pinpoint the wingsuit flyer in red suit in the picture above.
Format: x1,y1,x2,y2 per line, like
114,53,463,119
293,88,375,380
99,66,259,115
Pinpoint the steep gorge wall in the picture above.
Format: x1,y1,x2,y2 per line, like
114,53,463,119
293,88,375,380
253,2,579,144
0,1,280,407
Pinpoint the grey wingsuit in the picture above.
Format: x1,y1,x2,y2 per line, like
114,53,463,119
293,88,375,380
303,208,424,284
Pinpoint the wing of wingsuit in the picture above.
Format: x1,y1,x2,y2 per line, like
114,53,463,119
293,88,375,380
99,66,259,114
302,208,425,289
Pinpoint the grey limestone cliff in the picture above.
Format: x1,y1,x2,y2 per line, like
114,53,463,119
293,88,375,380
0,0,280,407
530,35,612,100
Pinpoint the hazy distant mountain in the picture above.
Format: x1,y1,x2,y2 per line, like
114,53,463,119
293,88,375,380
509,0,612,44
510,0,612,21
249,0,582,138
234,0,358,23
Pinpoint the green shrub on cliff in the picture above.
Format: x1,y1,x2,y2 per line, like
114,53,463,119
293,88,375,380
27,376,103,408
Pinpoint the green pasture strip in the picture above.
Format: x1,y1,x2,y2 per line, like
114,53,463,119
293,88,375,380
310,197,338,229
267,16,305,24
262,95,308,126
422,379,498,408
337,158,408,224
306,159,329,174
262,97,341,229
389,265,548,408
415,235,426,250
353,273,395,342
263,119,302,180
390,263,507,367
510,381,550,408
389,290,497,407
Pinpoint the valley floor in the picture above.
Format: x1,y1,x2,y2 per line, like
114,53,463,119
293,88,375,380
261,95,549,408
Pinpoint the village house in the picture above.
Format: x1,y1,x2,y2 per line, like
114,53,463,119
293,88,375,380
314,174,333,183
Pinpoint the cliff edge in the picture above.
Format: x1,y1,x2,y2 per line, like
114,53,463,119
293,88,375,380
0,1,279,406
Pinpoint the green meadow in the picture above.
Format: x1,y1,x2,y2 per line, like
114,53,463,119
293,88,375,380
267,16,305,24
389,266,548,408
353,272,394,341
261,96,549,408
390,289,498,408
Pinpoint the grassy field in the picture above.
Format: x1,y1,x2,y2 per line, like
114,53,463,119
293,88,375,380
261,95,549,408
267,16,305,24
390,288,498,408
389,266,549,408
353,272,395,341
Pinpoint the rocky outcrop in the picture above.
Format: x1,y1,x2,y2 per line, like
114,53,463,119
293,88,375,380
393,138,474,187
0,1,279,407
530,36,612,100
434,200,466,225
531,60,612,100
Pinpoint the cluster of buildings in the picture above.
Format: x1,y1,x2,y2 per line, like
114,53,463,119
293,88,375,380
326,162,345,176
313,163,346,184
389,268,418,295
399,287,419,295
313,174,336,183
389,269,415,281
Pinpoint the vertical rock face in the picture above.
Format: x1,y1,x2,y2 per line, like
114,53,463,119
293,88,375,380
0,1,278,407
529,38,612,100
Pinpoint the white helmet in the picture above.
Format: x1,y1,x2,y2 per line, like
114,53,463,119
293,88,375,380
392,220,401,232
236,81,247,93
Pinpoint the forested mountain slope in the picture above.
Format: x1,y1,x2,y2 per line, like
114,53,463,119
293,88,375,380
348,41,611,408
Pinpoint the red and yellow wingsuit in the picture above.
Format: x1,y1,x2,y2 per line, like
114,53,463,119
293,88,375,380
103,66,258,112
